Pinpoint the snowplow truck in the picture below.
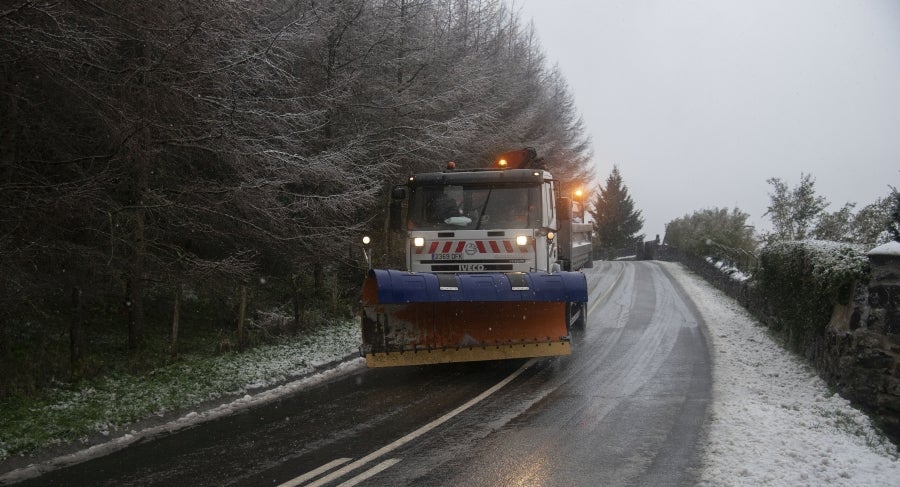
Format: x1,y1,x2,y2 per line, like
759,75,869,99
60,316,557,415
361,148,592,367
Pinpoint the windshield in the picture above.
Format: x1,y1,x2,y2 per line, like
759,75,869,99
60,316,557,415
408,184,541,230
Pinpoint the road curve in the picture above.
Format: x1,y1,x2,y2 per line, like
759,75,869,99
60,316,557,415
358,260,712,487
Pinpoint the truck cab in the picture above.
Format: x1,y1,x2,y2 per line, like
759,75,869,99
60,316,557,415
395,168,560,273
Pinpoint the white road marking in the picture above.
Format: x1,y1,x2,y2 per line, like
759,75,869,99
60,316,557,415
280,358,535,486
587,263,627,315
277,458,353,487
333,458,401,487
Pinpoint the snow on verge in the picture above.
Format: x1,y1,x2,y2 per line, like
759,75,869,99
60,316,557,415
0,359,365,484
661,261,899,486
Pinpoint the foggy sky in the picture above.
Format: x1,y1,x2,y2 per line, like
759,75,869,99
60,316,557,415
519,0,900,240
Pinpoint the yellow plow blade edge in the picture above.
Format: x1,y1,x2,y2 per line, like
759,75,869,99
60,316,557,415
365,341,570,367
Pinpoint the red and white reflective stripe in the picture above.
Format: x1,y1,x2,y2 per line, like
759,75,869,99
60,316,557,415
415,240,529,254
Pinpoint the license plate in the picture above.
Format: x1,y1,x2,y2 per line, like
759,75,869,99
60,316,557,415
432,253,462,261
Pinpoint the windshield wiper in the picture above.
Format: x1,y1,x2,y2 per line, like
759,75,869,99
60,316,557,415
475,189,492,230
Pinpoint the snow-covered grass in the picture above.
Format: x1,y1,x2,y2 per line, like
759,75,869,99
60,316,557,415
0,320,360,464
662,262,899,486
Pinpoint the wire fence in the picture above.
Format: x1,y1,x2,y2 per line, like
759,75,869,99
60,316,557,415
600,239,771,324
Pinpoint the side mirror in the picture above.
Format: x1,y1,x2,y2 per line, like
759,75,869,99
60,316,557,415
391,185,407,200
389,185,407,231
557,197,571,221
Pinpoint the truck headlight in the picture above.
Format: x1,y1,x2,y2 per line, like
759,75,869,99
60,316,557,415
414,237,425,247
515,235,529,246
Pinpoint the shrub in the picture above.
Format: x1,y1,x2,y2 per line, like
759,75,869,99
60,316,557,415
757,240,869,355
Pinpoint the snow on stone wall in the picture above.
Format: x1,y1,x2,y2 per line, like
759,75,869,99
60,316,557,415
664,240,900,444
822,242,900,441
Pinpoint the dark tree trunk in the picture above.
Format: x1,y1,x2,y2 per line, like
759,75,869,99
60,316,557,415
292,282,303,331
314,262,324,300
127,35,153,352
0,66,17,364
171,283,181,359
237,285,247,352
127,196,147,351
0,314,8,362
70,286,84,377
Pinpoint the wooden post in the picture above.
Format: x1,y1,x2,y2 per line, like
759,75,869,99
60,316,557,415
292,273,302,332
0,312,8,362
237,285,247,352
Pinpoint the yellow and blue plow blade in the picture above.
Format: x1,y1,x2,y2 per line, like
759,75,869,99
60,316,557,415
361,269,588,367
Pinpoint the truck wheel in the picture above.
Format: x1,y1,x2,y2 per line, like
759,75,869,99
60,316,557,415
575,302,587,328
568,302,586,331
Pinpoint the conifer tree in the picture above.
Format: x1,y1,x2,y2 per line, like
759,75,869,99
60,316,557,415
589,166,644,258
888,187,900,242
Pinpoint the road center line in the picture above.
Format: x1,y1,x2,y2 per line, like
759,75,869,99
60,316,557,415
281,358,536,487
278,458,352,487
332,458,402,487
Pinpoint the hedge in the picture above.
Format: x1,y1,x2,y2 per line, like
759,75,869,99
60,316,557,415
757,240,869,355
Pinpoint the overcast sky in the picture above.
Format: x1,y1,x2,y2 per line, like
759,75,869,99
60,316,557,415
518,0,900,240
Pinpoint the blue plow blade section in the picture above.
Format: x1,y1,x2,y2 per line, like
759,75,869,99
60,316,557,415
366,269,588,304
360,270,588,367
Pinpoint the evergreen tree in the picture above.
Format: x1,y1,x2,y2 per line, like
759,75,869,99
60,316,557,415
0,0,596,392
589,166,644,258
888,186,900,242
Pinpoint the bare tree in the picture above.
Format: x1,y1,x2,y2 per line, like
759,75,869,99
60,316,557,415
764,174,828,242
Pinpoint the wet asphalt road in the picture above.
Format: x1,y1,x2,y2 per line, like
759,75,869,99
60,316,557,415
18,261,711,487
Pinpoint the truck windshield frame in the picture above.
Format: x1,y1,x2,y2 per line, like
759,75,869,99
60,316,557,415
408,184,541,231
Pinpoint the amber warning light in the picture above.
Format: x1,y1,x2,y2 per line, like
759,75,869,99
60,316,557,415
493,148,537,169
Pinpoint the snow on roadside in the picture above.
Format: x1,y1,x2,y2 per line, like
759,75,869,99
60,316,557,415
0,360,366,484
661,261,899,486
0,320,364,483
5,263,900,486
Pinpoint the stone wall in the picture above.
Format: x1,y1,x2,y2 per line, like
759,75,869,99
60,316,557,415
820,243,900,440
